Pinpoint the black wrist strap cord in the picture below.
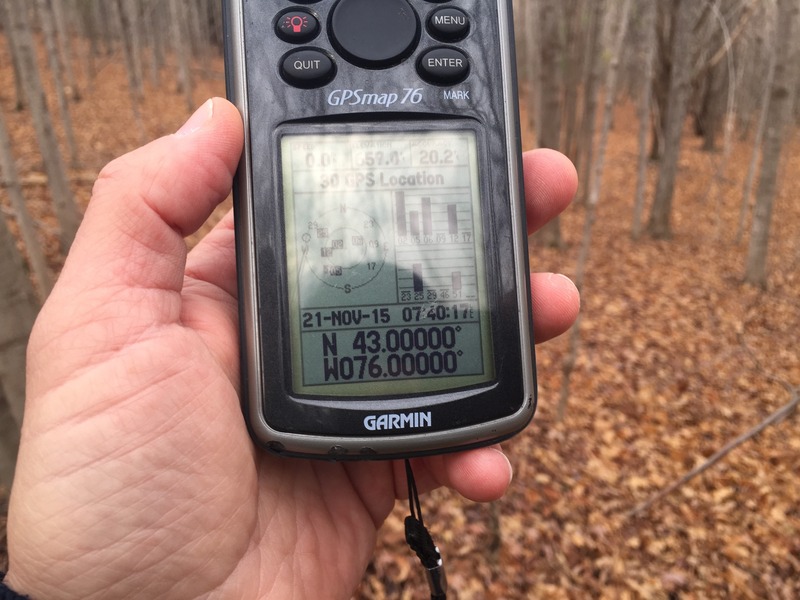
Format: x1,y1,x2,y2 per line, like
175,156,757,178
404,460,448,600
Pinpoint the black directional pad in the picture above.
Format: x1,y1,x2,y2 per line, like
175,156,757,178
330,0,420,69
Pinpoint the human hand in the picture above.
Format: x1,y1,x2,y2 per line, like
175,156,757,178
5,98,578,599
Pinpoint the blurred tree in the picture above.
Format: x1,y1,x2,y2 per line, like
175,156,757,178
0,0,26,111
51,0,80,101
633,0,657,240
647,0,700,239
5,0,81,253
0,212,39,486
170,0,195,112
575,0,606,206
738,21,776,244
514,0,540,142
0,108,52,298
744,0,796,287
535,0,564,248
561,0,586,165
113,0,146,141
36,0,80,166
560,0,634,420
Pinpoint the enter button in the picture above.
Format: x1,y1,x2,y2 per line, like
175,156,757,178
418,47,470,85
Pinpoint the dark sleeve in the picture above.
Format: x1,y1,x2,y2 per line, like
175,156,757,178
0,574,30,600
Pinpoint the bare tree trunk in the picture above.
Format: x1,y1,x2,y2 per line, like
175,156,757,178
7,0,81,253
576,0,607,206
558,0,633,421
705,1,739,240
0,387,21,486
209,0,224,50
561,0,584,164
144,0,164,88
50,0,79,100
738,7,776,244
112,0,143,102
649,4,674,160
75,0,100,87
112,0,146,143
36,0,80,167
0,108,52,298
0,204,39,431
125,0,145,98
517,0,541,144
0,0,27,110
647,0,699,240
535,0,564,249
633,0,657,240
698,56,726,152
170,0,195,113
68,0,93,89
744,0,796,288
188,0,207,61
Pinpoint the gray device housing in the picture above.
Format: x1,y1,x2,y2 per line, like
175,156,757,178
223,0,536,459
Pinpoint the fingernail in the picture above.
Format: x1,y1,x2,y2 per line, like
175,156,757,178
492,448,514,486
549,273,575,286
176,99,213,137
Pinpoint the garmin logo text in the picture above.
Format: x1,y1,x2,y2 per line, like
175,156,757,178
364,412,432,431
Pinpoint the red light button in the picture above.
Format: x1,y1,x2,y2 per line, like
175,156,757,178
276,9,320,43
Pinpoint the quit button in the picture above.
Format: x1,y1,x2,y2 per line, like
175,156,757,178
418,47,470,86
280,49,336,88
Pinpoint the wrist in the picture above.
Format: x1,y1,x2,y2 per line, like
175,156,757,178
0,573,31,600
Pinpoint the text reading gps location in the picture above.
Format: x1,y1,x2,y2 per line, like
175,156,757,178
223,0,535,459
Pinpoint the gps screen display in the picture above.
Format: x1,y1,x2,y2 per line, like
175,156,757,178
281,130,495,396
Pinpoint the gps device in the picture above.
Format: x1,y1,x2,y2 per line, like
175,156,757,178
223,0,535,459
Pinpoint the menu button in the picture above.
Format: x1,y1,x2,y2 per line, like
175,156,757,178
427,7,470,42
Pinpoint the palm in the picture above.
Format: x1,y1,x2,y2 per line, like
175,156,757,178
14,247,399,599
166,272,399,599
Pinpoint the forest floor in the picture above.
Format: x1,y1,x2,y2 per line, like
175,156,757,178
1,48,799,599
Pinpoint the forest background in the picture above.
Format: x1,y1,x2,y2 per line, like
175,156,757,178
0,0,798,598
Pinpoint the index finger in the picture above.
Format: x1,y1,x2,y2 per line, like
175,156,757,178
523,149,578,233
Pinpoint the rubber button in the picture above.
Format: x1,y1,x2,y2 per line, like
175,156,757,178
418,47,469,85
280,49,336,88
427,7,470,41
330,0,420,68
276,10,320,43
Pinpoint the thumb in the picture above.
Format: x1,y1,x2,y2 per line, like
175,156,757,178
28,98,243,391
62,97,243,294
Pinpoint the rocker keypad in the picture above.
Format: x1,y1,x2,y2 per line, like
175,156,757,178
273,0,473,88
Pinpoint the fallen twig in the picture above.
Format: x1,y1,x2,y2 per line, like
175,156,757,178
627,386,799,518
628,297,799,518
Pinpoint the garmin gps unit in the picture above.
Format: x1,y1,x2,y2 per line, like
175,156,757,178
223,0,536,459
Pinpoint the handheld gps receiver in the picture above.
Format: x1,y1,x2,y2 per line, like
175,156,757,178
223,0,535,459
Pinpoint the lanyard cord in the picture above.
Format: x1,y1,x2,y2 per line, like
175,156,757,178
404,460,448,600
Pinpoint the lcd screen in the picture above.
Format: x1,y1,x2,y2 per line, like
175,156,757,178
281,130,495,396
